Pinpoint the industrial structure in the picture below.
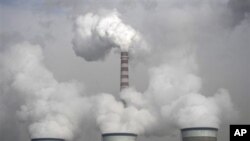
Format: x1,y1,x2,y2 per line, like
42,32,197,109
31,138,65,141
29,51,221,141
102,133,137,141
181,127,218,141
100,51,139,141
120,51,129,91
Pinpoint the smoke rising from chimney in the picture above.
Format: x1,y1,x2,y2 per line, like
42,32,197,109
2,0,248,140
0,42,236,137
141,50,237,134
92,92,155,134
72,10,150,61
91,48,237,136
69,7,238,136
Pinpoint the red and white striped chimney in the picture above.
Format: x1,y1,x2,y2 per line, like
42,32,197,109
120,51,129,91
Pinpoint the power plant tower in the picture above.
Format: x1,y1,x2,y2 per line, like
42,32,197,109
102,133,137,141
120,51,129,91
101,52,135,141
31,138,65,141
181,127,218,141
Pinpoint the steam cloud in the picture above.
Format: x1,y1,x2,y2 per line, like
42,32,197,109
0,41,154,137
0,41,236,137
72,10,149,61
144,54,236,133
71,9,237,135
2,0,248,140
93,91,155,134
0,42,91,139
92,49,236,135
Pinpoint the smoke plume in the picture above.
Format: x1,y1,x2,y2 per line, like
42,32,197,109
144,53,236,133
72,10,149,61
70,3,238,136
93,91,155,134
0,42,92,139
2,0,249,141
91,48,236,136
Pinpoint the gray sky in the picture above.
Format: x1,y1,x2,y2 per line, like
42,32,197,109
0,0,250,141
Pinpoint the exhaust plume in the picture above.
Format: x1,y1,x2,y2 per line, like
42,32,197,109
1,42,236,138
72,10,149,61
2,1,247,140
93,90,156,134
143,51,237,135
91,48,237,136
0,42,91,140
70,6,238,137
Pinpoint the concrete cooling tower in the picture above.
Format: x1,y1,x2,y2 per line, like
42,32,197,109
102,133,137,141
31,138,65,141
181,127,218,141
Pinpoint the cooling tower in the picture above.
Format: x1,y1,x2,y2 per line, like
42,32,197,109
31,138,65,141
102,133,137,141
181,127,218,141
120,51,129,91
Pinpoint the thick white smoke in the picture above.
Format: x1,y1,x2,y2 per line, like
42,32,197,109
72,10,149,61
91,48,236,135
0,41,155,137
141,50,237,134
93,89,156,134
70,6,237,136
1,1,244,140
0,42,92,139
0,42,236,138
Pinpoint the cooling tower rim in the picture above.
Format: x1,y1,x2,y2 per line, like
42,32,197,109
31,138,65,141
102,133,137,137
181,127,218,131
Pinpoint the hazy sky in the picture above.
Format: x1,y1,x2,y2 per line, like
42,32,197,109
0,0,250,141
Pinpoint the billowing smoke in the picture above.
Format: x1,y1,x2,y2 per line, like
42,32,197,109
2,0,248,141
91,49,236,136
72,10,149,61
0,41,155,137
70,5,237,136
144,52,236,134
0,42,92,139
93,91,156,134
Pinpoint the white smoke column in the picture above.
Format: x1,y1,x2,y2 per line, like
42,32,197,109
144,50,237,134
71,8,237,136
93,88,156,134
72,10,149,61
88,47,236,136
0,42,92,139
70,4,237,137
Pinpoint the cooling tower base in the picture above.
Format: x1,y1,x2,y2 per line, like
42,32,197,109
182,137,217,141
181,127,218,141
102,133,137,141
31,138,65,141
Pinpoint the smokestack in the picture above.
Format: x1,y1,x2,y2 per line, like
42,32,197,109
31,138,65,141
120,51,129,91
181,127,218,141
102,133,137,141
